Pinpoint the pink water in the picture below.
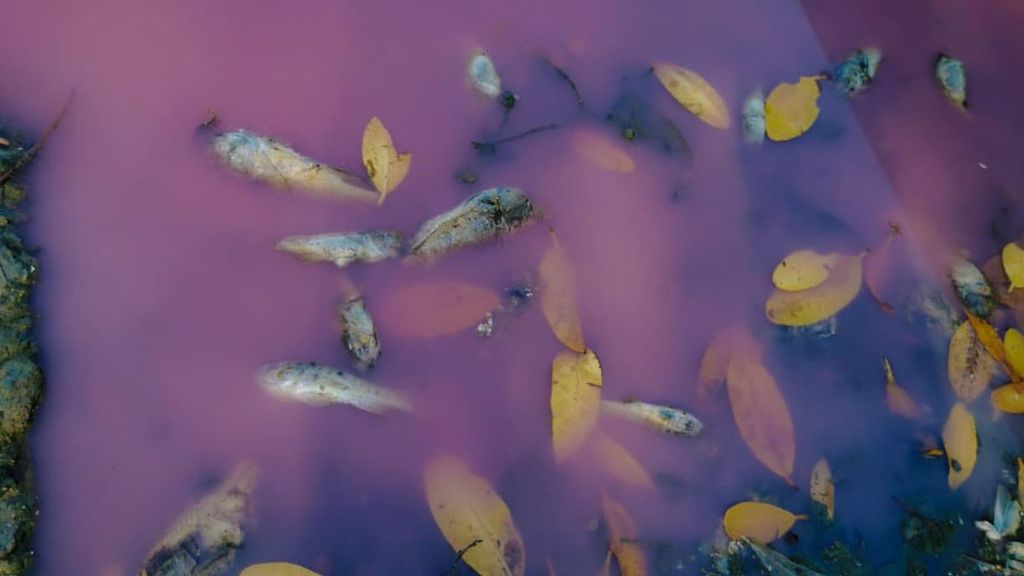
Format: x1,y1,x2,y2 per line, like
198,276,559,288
0,0,1022,574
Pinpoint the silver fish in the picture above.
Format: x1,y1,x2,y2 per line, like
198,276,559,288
409,187,535,259
832,47,882,96
259,361,412,414
951,256,994,318
212,129,379,202
339,296,381,372
936,53,967,107
742,90,765,144
602,400,703,436
468,52,502,99
141,461,258,576
277,231,401,269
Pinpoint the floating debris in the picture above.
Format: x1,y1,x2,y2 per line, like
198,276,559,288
951,256,995,318
339,295,381,372
765,76,822,142
212,130,379,202
361,116,412,202
602,399,703,436
276,230,401,269
140,462,258,576
741,90,766,144
467,52,502,99
408,187,535,259
652,63,731,129
259,361,412,414
831,48,882,96
476,282,534,337
935,53,968,108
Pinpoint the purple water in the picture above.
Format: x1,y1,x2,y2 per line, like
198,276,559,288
0,0,1022,574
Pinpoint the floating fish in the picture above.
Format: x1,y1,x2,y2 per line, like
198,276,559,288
602,399,703,436
276,231,401,269
951,256,995,318
140,462,258,576
935,54,967,108
339,296,381,372
259,361,412,414
468,52,502,99
476,282,535,337
742,90,766,144
831,48,882,96
408,187,536,259
212,129,379,202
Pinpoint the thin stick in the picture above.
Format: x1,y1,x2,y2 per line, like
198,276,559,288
0,90,75,187
442,539,483,576
472,123,559,153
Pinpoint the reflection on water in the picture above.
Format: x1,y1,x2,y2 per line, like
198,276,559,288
0,0,1022,573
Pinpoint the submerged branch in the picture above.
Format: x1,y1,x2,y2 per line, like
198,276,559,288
472,123,559,154
544,58,585,108
0,91,74,187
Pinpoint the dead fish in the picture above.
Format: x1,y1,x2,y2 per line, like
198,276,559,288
408,187,535,258
476,282,535,337
602,400,703,436
140,461,258,576
742,90,766,144
831,48,882,96
935,53,967,107
276,230,401,269
212,129,379,202
339,296,380,371
951,256,994,318
259,361,412,414
468,52,502,98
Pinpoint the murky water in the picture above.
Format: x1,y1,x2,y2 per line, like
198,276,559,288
1,0,1023,574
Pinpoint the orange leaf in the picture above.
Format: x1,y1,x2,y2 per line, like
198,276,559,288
864,230,897,312
726,355,796,483
991,382,1024,413
601,494,647,576
883,358,923,419
593,435,655,489
697,325,761,405
967,313,1007,368
539,231,586,352
569,128,635,173
379,282,500,337
722,501,804,544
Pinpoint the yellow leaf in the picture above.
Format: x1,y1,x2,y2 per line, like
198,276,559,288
424,455,526,576
240,563,321,576
772,249,838,292
362,116,412,203
726,354,796,483
539,231,586,352
593,435,655,489
722,501,804,544
379,282,500,337
967,313,1007,368
991,383,1024,413
569,129,635,173
765,76,822,142
551,349,602,461
1005,329,1024,379
1003,243,1024,291
883,358,923,419
697,325,760,404
809,458,835,521
942,402,977,489
652,63,730,129
601,494,647,576
765,253,863,327
948,320,997,402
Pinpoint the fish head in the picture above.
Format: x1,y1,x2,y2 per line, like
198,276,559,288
489,187,534,228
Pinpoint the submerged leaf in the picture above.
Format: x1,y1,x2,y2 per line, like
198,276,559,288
723,501,804,544
379,282,501,338
948,320,997,403
810,458,835,521
935,54,968,108
362,116,412,202
1004,243,1024,292
240,563,321,576
424,455,526,576
697,325,761,404
765,77,822,142
594,435,655,489
652,63,730,129
772,249,838,292
992,383,1024,414
765,253,863,327
968,313,1008,369
942,402,977,489
539,231,586,353
570,128,635,173
551,349,603,461
726,355,796,483
1006,329,1024,378
212,130,379,202
742,90,766,144
884,358,923,419
601,494,647,576
831,48,882,96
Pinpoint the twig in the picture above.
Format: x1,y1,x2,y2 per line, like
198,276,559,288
545,58,584,107
472,123,559,154
0,90,75,188
443,539,483,576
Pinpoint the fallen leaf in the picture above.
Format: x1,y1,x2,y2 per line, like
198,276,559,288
992,383,1024,414
594,434,655,489
1006,329,1024,379
379,282,501,337
726,354,796,483
765,253,863,327
884,358,923,419
1004,243,1024,292
765,77,821,142
240,563,321,576
942,402,978,489
570,128,636,173
540,231,586,352
601,494,647,576
723,501,805,544
772,249,838,292
362,116,412,203
810,459,835,521
652,63,730,129
967,313,1008,368
864,229,898,312
948,320,997,403
551,349,603,462
697,325,761,404
424,455,526,576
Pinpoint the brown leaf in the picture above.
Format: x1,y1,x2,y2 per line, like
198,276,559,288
948,320,997,403
697,325,761,405
539,231,586,352
362,116,412,203
726,354,796,483
883,358,924,419
601,494,647,576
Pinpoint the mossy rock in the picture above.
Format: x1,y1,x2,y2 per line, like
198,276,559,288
0,357,42,440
